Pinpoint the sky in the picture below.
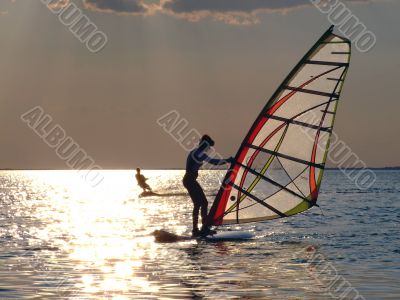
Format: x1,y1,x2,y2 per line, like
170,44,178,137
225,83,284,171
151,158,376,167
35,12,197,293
0,0,399,169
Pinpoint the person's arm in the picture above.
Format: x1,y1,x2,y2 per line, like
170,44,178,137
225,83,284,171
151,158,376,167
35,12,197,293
203,154,232,166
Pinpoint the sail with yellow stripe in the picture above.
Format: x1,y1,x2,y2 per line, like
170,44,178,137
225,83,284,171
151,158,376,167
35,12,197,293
208,26,351,225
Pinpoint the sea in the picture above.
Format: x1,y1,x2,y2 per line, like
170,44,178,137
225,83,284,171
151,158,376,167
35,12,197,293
0,170,399,299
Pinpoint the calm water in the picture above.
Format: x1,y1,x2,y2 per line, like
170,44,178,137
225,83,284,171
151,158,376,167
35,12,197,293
0,170,399,299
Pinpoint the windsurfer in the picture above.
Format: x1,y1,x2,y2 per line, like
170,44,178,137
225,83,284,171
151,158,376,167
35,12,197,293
183,135,233,237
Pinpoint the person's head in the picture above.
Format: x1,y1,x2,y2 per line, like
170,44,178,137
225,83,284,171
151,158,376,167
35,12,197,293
199,134,215,151
136,168,141,174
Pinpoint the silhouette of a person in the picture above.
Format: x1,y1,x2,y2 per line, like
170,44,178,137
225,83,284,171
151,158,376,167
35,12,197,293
135,168,152,193
183,135,232,237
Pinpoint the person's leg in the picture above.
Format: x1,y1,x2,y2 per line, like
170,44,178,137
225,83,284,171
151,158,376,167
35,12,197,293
189,181,216,235
183,176,201,234
187,181,217,235
192,203,200,234
199,198,208,227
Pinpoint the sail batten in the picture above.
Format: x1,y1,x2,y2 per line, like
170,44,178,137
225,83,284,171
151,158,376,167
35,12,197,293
264,113,333,132
245,145,325,169
305,60,349,67
208,26,351,226
284,86,339,98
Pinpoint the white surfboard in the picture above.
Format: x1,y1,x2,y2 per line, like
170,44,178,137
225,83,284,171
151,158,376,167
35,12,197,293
204,231,254,241
152,229,254,243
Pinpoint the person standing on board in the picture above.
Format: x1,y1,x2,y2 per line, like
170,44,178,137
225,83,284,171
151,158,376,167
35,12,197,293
183,135,232,237
135,168,152,193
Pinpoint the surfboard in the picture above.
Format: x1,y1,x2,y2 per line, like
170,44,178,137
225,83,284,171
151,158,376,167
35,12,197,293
152,229,253,243
205,230,254,241
139,191,189,198
139,191,161,198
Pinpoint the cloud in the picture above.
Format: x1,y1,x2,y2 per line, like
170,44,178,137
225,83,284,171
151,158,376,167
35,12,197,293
82,0,148,14
37,0,384,25
78,0,313,24
160,0,384,25
162,0,312,15
48,0,70,10
161,0,312,25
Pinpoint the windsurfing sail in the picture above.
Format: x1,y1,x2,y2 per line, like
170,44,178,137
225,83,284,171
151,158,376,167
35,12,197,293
208,26,351,225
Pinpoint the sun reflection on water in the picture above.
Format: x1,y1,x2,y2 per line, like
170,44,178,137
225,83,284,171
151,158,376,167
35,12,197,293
15,170,184,298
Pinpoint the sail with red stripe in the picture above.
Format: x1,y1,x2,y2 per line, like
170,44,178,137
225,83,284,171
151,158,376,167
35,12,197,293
208,26,351,225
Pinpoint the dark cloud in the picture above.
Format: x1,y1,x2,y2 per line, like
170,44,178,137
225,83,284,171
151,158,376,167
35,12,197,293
78,0,380,25
83,0,147,14
161,0,312,25
162,0,311,14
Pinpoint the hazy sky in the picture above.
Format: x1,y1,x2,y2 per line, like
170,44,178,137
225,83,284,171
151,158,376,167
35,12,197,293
0,0,399,169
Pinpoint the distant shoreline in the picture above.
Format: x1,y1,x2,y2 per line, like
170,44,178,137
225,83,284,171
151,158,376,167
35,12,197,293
1,167,400,171
325,167,400,170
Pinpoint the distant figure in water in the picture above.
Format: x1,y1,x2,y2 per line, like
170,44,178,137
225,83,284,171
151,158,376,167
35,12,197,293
183,135,232,237
135,168,152,193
